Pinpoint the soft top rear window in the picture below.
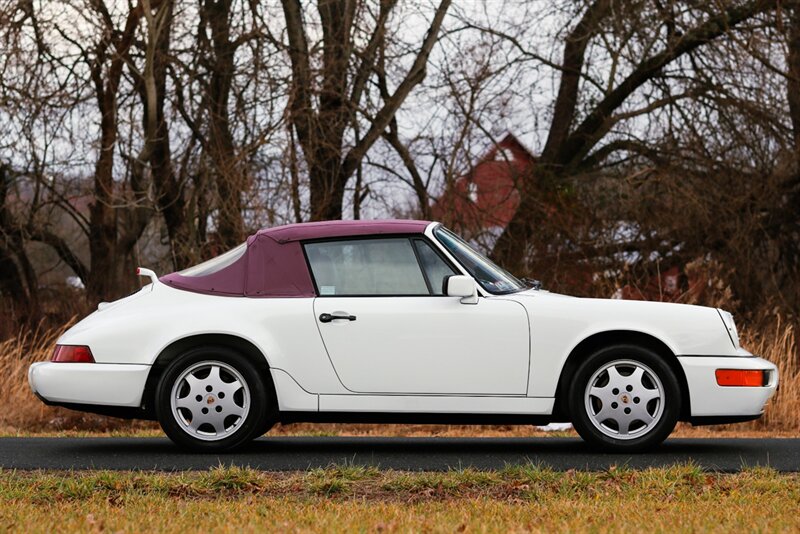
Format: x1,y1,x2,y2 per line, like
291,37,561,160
178,242,247,277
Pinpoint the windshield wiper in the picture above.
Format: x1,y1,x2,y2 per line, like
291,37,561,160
521,277,542,290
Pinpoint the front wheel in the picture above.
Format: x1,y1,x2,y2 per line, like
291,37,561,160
568,345,681,452
155,347,271,452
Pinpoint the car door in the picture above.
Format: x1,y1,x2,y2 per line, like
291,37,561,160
304,236,530,395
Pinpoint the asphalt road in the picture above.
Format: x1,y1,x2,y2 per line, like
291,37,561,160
0,437,798,472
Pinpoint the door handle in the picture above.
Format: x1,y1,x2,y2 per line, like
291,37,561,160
319,313,357,323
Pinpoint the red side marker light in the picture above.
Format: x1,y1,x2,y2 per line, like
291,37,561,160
51,345,95,363
715,369,766,387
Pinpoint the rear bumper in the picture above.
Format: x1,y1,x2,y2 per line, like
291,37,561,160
28,362,150,408
678,356,778,418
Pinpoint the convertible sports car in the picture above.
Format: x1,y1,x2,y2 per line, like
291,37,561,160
29,220,778,452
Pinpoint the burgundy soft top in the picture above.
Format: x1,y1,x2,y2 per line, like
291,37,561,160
160,219,431,297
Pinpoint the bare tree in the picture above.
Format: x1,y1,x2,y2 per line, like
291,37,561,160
280,0,452,220
490,0,780,273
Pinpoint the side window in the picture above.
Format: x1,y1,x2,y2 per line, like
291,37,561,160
413,239,458,295
305,238,429,296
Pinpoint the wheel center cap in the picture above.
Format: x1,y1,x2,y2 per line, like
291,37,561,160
620,394,630,404
207,395,216,405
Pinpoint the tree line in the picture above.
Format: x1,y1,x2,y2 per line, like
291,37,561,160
0,0,798,325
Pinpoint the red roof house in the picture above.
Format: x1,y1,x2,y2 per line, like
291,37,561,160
432,133,535,235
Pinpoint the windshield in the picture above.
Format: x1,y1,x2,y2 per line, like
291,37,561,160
178,242,247,277
433,226,526,294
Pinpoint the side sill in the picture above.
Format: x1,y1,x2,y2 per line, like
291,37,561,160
678,354,757,358
278,411,552,426
689,414,762,426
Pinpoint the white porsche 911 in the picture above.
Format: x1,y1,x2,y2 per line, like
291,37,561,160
29,220,777,452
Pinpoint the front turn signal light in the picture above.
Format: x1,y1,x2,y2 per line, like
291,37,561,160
51,345,95,363
715,369,767,387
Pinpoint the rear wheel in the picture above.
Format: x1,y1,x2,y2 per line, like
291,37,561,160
155,347,271,452
568,344,680,452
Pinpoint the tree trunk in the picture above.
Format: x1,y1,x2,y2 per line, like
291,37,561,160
788,2,800,158
86,5,142,304
309,162,347,221
774,0,800,311
204,0,245,249
142,0,193,268
0,164,37,321
87,91,122,303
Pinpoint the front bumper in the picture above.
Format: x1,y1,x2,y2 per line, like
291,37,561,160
678,356,778,418
28,362,150,407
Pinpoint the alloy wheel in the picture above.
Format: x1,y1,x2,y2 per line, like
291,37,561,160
584,359,664,440
169,360,251,441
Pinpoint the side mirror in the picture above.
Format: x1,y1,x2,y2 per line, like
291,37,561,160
444,275,478,305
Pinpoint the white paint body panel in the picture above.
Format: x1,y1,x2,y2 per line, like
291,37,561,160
55,284,348,395
313,297,529,395
270,369,318,412
29,362,149,407
27,222,779,423
678,356,778,416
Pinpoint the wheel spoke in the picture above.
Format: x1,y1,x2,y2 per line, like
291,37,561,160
187,412,206,432
632,404,655,425
590,385,612,403
205,409,228,435
207,365,222,385
639,387,661,403
175,395,195,410
617,417,631,435
210,417,226,435
629,367,645,387
220,379,243,398
606,366,624,388
594,403,615,423
223,401,245,419
184,373,202,394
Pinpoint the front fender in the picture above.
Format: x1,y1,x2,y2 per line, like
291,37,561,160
509,294,738,397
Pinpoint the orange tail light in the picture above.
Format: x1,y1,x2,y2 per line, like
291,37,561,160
715,369,767,387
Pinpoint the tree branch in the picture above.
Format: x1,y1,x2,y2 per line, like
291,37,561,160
340,0,452,180
557,0,778,168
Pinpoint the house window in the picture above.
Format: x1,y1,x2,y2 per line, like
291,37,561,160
467,181,479,203
495,148,514,162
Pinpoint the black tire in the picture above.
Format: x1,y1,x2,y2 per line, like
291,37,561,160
568,344,681,453
155,346,273,452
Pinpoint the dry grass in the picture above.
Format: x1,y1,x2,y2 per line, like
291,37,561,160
1,318,798,436
0,464,798,532
737,318,800,431
1,323,72,431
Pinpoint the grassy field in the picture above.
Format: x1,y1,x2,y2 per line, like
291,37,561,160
0,464,798,532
